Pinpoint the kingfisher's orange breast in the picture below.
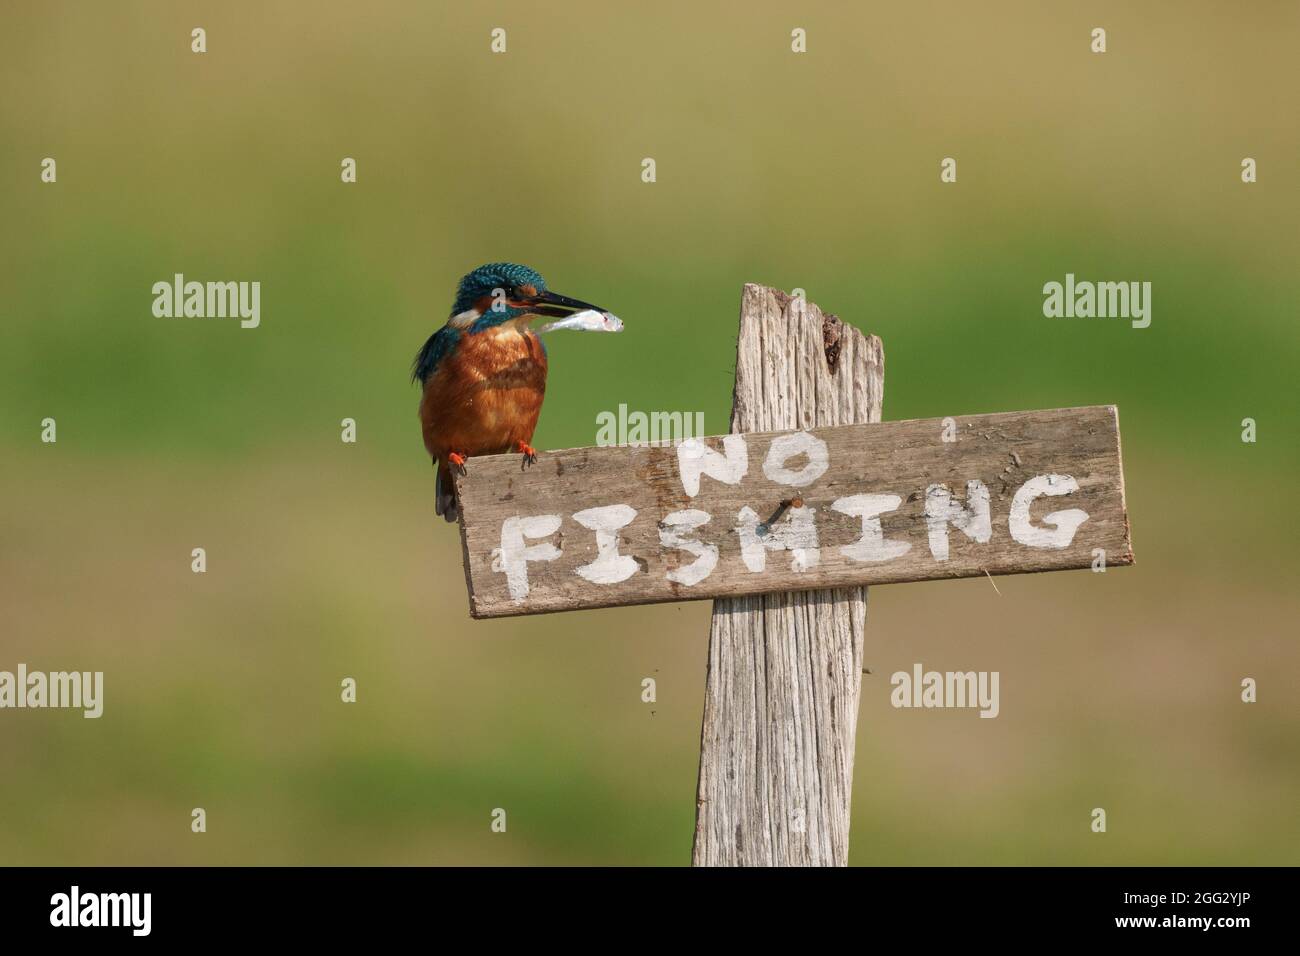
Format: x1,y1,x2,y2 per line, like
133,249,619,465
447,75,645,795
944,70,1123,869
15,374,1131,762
420,323,548,459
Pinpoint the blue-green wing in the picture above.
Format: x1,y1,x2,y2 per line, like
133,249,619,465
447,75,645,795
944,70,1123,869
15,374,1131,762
412,324,462,384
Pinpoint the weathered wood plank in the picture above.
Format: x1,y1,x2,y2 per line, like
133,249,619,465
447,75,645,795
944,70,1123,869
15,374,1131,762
693,283,881,868
453,403,1132,620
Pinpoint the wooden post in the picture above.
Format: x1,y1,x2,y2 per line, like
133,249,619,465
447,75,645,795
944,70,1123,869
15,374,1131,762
691,284,883,866
451,284,1132,865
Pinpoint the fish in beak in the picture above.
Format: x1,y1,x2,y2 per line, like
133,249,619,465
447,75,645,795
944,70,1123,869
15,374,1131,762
520,289,624,334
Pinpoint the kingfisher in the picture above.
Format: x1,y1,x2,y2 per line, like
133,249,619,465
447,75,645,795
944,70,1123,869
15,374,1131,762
413,263,618,522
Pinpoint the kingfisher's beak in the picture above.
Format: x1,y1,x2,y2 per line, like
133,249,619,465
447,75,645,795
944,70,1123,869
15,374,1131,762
521,289,609,319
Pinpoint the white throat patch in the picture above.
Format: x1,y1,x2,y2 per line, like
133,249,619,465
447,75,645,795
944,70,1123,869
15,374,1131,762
448,308,483,329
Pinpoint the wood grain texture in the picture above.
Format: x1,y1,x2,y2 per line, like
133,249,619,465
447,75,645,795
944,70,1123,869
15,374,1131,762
693,284,880,867
452,400,1132,618
453,284,1133,866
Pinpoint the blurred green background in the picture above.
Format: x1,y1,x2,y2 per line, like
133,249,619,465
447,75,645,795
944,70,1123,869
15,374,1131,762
1,1,1297,865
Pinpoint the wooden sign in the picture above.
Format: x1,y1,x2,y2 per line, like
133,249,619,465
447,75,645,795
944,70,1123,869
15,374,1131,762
455,404,1131,618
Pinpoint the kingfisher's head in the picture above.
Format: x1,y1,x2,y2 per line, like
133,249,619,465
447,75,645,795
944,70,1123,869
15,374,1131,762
448,262,608,330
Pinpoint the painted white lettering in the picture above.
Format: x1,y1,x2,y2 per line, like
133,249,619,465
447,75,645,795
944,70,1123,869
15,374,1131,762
924,480,992,560
676,435,747,497
762,431,829,487
831,494,910,562
572,505,639,584
491,515,562,601
1009,475,1089,548
737,504,820,572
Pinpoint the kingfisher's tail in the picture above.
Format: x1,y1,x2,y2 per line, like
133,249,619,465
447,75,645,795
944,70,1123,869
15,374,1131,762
435,459,459,523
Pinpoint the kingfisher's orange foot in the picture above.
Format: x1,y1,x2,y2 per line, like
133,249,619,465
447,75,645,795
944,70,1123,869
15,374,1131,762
448,451,468,476
517,441,538,469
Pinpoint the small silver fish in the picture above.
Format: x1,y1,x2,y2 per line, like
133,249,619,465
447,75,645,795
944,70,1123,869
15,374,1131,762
536,309,624,334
